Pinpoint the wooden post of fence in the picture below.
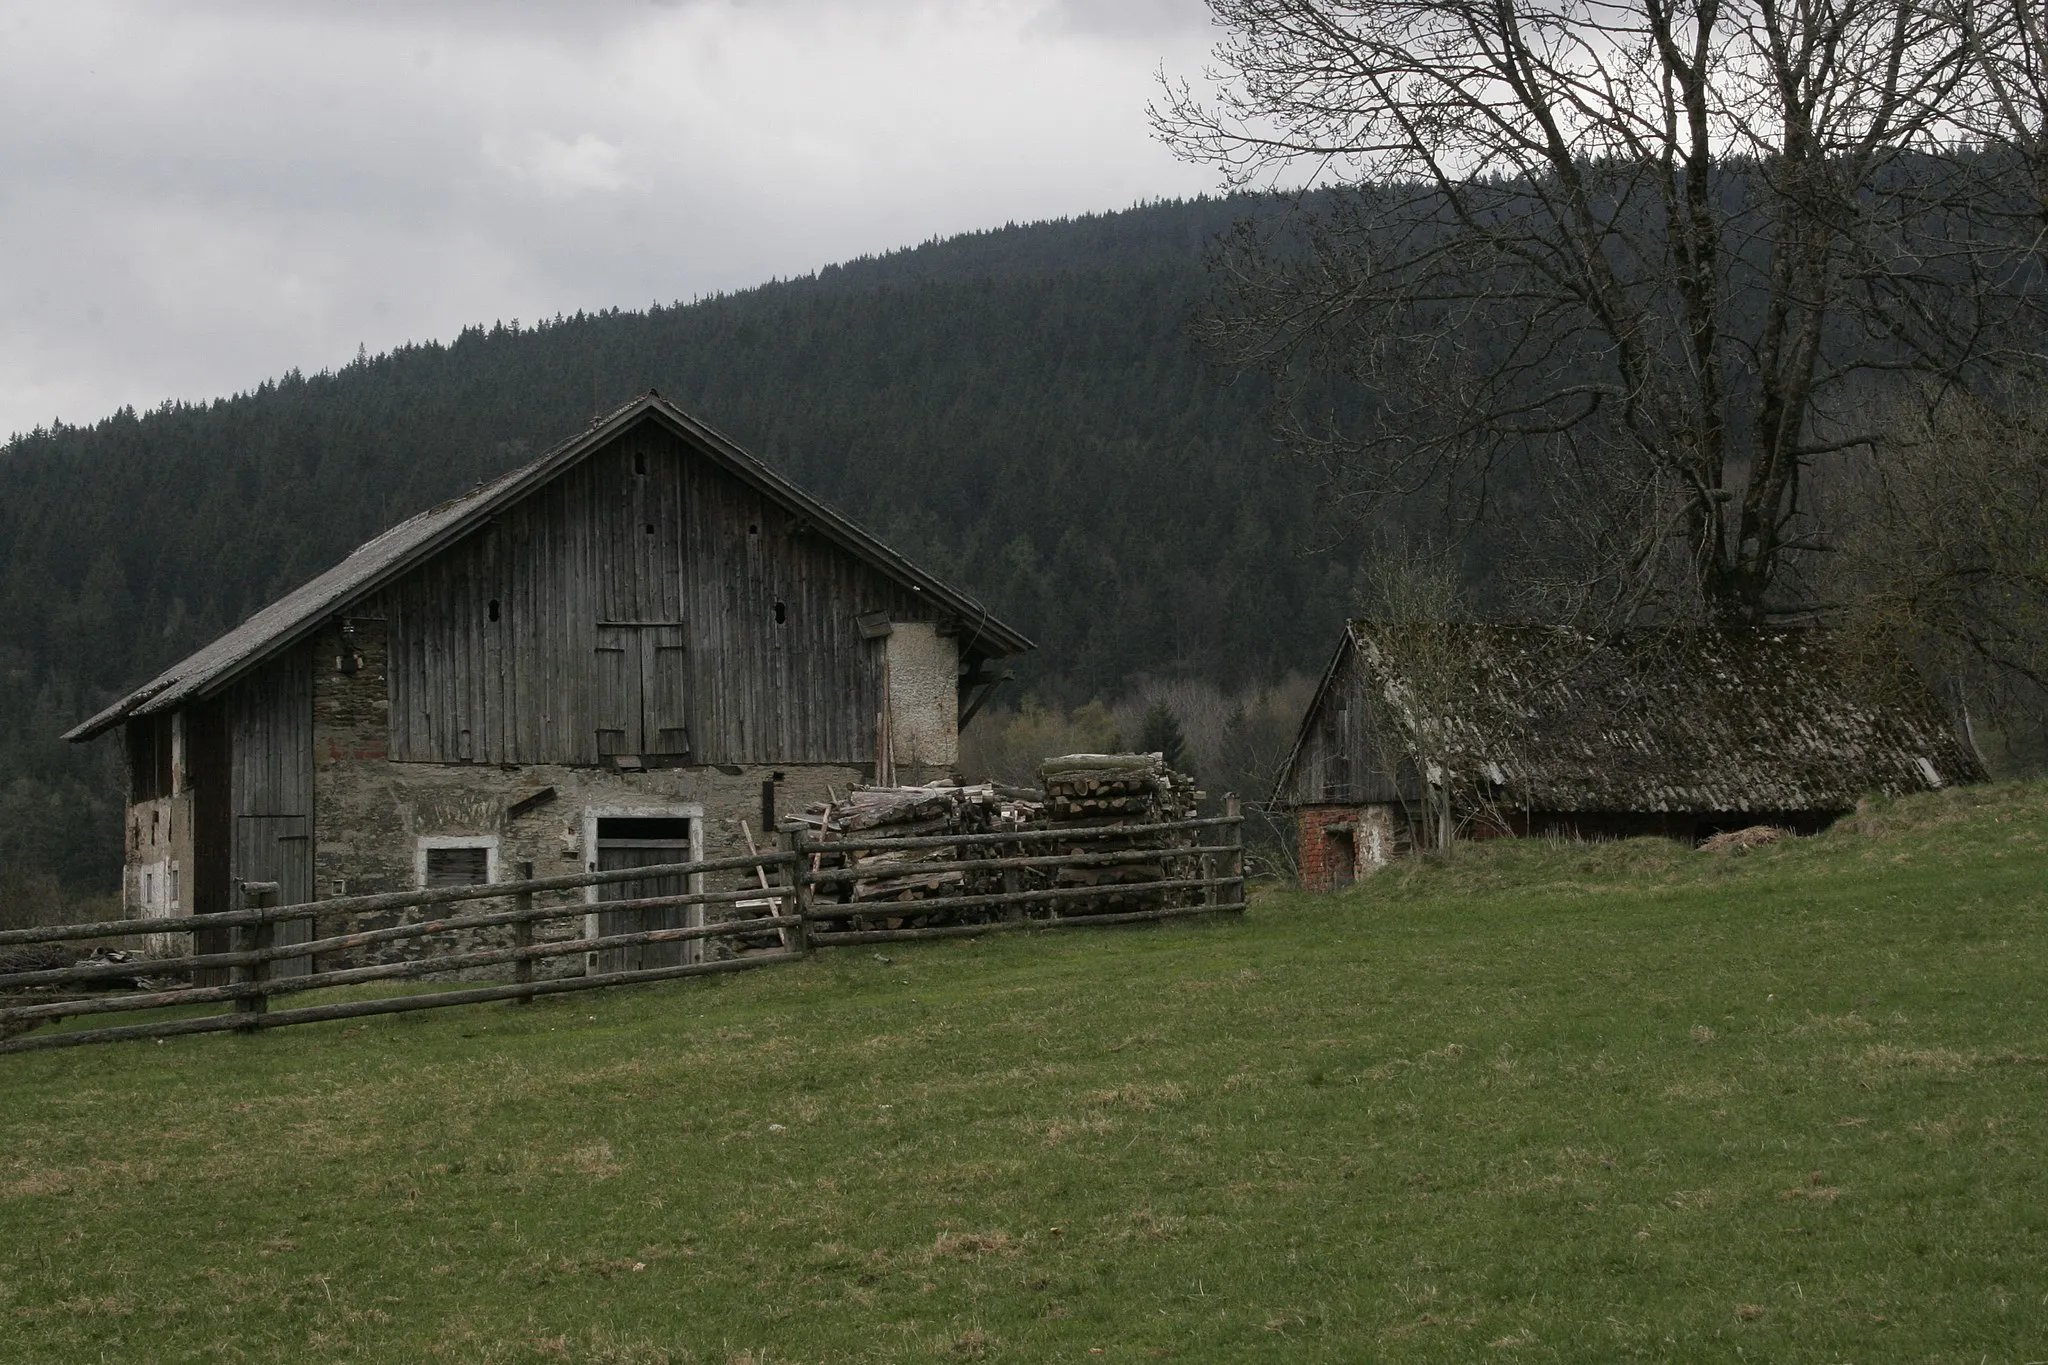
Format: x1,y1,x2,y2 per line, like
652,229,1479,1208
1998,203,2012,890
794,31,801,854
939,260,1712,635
512,860,535,1004
1001,863,1024,923
1225,795,1246,912
779,826,811,957
232,881,278,1027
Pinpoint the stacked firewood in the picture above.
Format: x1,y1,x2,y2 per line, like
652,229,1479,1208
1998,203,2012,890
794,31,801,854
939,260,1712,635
1040,754,1201,822
781,759,1206,930
794,782,1038,927
1038,753,1203,915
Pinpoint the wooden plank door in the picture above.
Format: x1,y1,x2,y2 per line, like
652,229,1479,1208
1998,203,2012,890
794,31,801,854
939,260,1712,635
594,818,694,974
235,815,314,977
227,650,316,979
643,625,691,759
594,625,641,757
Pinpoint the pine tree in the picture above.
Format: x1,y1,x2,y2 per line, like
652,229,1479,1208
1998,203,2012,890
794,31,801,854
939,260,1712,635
1139,701,1189,774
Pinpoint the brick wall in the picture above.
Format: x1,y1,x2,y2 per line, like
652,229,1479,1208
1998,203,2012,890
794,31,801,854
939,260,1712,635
1296,805,1359,891
1295,803,1403,891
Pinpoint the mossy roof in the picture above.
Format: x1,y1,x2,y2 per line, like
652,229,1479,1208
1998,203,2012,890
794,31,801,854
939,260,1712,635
1276,624,1983,813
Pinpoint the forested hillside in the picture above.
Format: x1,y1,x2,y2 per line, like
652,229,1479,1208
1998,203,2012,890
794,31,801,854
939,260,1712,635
0,194,1364,896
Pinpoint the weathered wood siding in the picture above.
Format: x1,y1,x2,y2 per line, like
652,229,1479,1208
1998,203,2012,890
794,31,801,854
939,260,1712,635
1280,640,1411,806
379,424,934,766
228,647,314,823
224,646,316,973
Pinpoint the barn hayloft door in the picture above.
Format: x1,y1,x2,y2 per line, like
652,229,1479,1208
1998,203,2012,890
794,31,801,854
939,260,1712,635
595,624,690,762
590,816,696,974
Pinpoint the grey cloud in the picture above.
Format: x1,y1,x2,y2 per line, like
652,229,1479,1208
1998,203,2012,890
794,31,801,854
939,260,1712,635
1036,0,1215,39
0,0,1217,437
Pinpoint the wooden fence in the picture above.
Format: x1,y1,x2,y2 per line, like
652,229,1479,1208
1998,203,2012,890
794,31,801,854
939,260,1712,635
0,802,1243,1055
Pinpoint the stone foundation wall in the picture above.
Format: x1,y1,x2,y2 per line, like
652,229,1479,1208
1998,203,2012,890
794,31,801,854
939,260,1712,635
308,616,865,975
123,792,194,955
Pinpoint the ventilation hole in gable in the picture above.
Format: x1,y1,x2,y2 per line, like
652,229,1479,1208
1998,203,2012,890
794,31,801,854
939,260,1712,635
633,451,648,476
773,600,787,625
487,599,500,622
645,523,655,535
749,523,760,535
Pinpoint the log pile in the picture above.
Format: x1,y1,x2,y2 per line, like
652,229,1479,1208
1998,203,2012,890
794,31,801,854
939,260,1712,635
779,759,1208,931
1038,753,1203,915
1040,753,1201,822
795,782,1039,931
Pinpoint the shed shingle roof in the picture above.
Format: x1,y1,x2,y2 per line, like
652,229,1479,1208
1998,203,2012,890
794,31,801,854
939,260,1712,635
1279,623,1982,813
65,394,1033,742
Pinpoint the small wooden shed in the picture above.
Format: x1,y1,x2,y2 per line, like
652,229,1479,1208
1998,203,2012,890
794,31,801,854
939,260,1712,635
1272,623,1983,889
68,393,1032,967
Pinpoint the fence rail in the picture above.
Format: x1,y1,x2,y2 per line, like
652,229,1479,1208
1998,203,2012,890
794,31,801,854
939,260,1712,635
1,801,1243,1055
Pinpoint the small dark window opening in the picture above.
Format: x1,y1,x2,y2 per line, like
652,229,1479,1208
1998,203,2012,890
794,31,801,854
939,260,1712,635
598,816,691,841
633,451,648,476
749,523,760,535
127,716,173,803
773,600,787,624
487,599,500,622
644,523,656,535
424,845,491,888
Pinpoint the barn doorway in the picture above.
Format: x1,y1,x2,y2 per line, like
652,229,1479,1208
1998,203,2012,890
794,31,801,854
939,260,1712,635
585,811,701,975
237,815,315,978
1322,823,1357,889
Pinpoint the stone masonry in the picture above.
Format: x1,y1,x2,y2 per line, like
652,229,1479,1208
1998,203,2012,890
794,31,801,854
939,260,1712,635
308,617,865,974
124,791,194,955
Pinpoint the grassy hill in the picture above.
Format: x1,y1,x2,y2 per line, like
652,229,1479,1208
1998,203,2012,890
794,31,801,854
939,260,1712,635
3,783,2045,1362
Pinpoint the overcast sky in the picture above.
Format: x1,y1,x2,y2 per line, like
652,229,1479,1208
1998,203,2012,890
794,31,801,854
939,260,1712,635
0,0,1220,440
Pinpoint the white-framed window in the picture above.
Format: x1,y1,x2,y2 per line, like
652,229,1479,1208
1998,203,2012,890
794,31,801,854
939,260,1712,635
415,835,500,889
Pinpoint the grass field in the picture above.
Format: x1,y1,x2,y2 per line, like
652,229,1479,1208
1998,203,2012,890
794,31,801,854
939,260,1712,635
3,783,2046,1363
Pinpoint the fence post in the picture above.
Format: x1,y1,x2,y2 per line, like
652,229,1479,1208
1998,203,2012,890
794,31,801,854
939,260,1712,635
232,881,278,1028
513,860,535,1004
780,827,812,957
1225,796,1246,913
1001,864,1024,923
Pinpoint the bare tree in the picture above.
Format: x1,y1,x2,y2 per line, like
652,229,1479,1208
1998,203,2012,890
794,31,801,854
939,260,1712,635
1950,0,2048,209
1351,538,1478,847
1829,385,2048,765
1154,0,2029,623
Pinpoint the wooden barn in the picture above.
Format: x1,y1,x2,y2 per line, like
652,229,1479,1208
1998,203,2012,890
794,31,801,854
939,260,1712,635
67,393,1031,970
1273,622,1984,890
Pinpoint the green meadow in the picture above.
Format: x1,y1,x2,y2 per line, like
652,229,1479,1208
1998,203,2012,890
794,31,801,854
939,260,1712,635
3,783,2045,1363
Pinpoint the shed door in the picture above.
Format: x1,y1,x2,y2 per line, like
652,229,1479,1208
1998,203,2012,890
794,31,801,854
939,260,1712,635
235,815,313,978
593,817,694,974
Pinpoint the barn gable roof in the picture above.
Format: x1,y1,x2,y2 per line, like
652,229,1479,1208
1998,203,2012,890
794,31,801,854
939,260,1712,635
65,394,1033,742
1273,623,1982,813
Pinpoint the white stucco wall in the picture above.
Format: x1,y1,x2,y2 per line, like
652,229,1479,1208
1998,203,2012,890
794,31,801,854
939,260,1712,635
885,622,958,769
